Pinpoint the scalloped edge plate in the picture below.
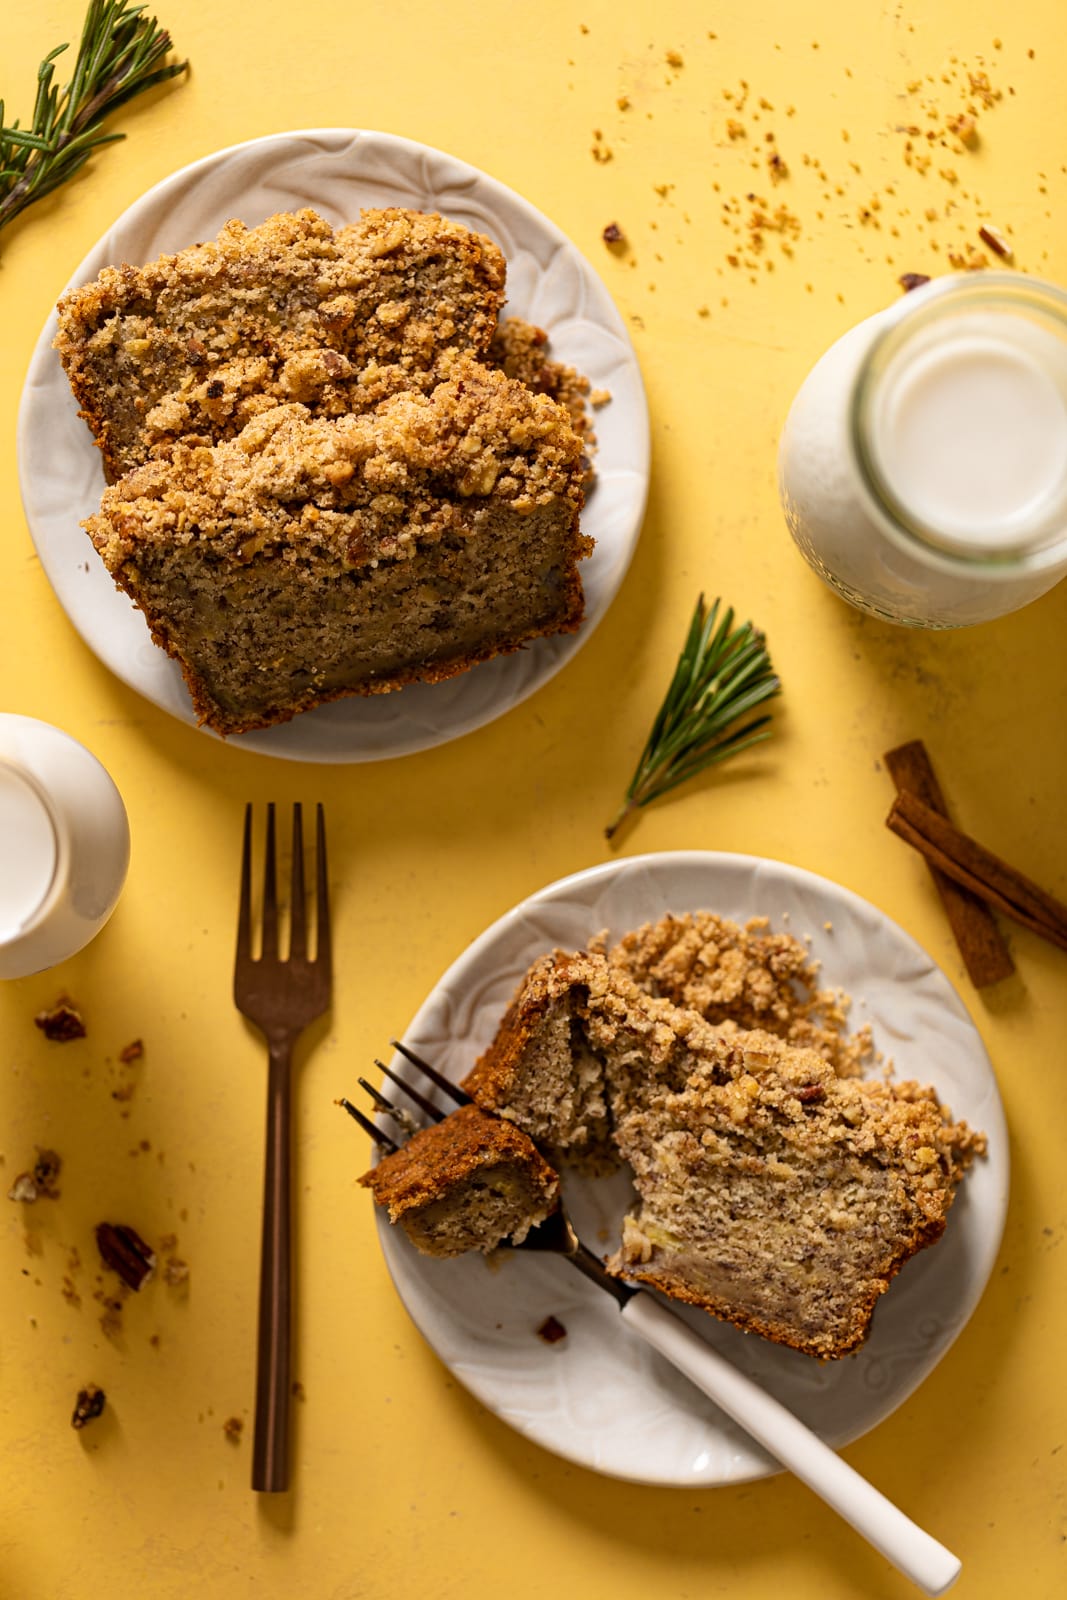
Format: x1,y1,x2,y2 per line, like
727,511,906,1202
17,128,649,763
370,851,1008,1486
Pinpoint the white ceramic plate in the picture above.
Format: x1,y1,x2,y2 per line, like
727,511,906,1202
17,129,649,764
371,851,1008,1487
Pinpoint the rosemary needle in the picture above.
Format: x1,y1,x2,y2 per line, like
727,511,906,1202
0,1,187,244
606,594,781,840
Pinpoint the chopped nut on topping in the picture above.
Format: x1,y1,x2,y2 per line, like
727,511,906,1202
536,1314,568,1344
899,272,932,293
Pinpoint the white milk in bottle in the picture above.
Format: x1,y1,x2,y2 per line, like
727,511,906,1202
778,273,1067,626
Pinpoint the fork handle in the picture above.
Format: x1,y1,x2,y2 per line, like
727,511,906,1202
253,1037,293,1493
621,1292,961,1597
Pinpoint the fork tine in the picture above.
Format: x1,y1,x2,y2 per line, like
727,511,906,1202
389,1039,471,1108
315,803,330,972
261,802,279,961
236,803,254,962
338,1097,399,1152
375,1057,450,1123
289,804,307,961
359,1076,400,1116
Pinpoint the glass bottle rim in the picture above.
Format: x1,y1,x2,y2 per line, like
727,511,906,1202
850,271,1067,578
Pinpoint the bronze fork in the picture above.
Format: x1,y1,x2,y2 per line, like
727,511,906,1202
235,803,331,1493
343,1043,961,1597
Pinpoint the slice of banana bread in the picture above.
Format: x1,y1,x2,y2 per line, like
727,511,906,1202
609,1026,982,1359
54,207,507,480
360,1103,560,1258
83,357,590,734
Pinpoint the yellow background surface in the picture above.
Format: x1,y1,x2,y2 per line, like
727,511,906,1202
1,3,1065,1597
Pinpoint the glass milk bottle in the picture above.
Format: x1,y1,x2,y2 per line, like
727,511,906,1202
778,273,1067,627
0,715,130,980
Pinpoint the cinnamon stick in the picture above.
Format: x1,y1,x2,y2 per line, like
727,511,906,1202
884,741,1014,987
886,788,1067,954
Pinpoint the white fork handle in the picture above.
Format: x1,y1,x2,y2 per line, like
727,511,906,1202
621,1292,961,1597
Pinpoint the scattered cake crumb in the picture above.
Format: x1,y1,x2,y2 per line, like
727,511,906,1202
978,223,1013,260
222,1416,244,1443
7,1148,62,1204
162,1254,190,1288
34,1000,86,1042
71,1385,106,1430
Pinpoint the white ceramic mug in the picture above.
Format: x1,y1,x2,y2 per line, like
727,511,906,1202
0,714,130,979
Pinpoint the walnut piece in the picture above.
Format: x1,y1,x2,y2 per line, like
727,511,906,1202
34,1001,86,1042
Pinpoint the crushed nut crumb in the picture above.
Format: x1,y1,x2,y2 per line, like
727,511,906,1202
95,1222,156,1291
72,1384,106,1429
34,1000,86,1042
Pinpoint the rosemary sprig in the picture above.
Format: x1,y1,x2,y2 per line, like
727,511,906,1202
0,1,186,243
606,594,781,840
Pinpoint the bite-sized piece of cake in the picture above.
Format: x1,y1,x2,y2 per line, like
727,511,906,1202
54,207,507,480
359,1103,560,1258
609,1027,983,1359
598,910,873,1077
84,357,591,734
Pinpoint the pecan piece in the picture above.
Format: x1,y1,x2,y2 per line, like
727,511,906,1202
34,1000,86,1041
95,1223,156,1290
